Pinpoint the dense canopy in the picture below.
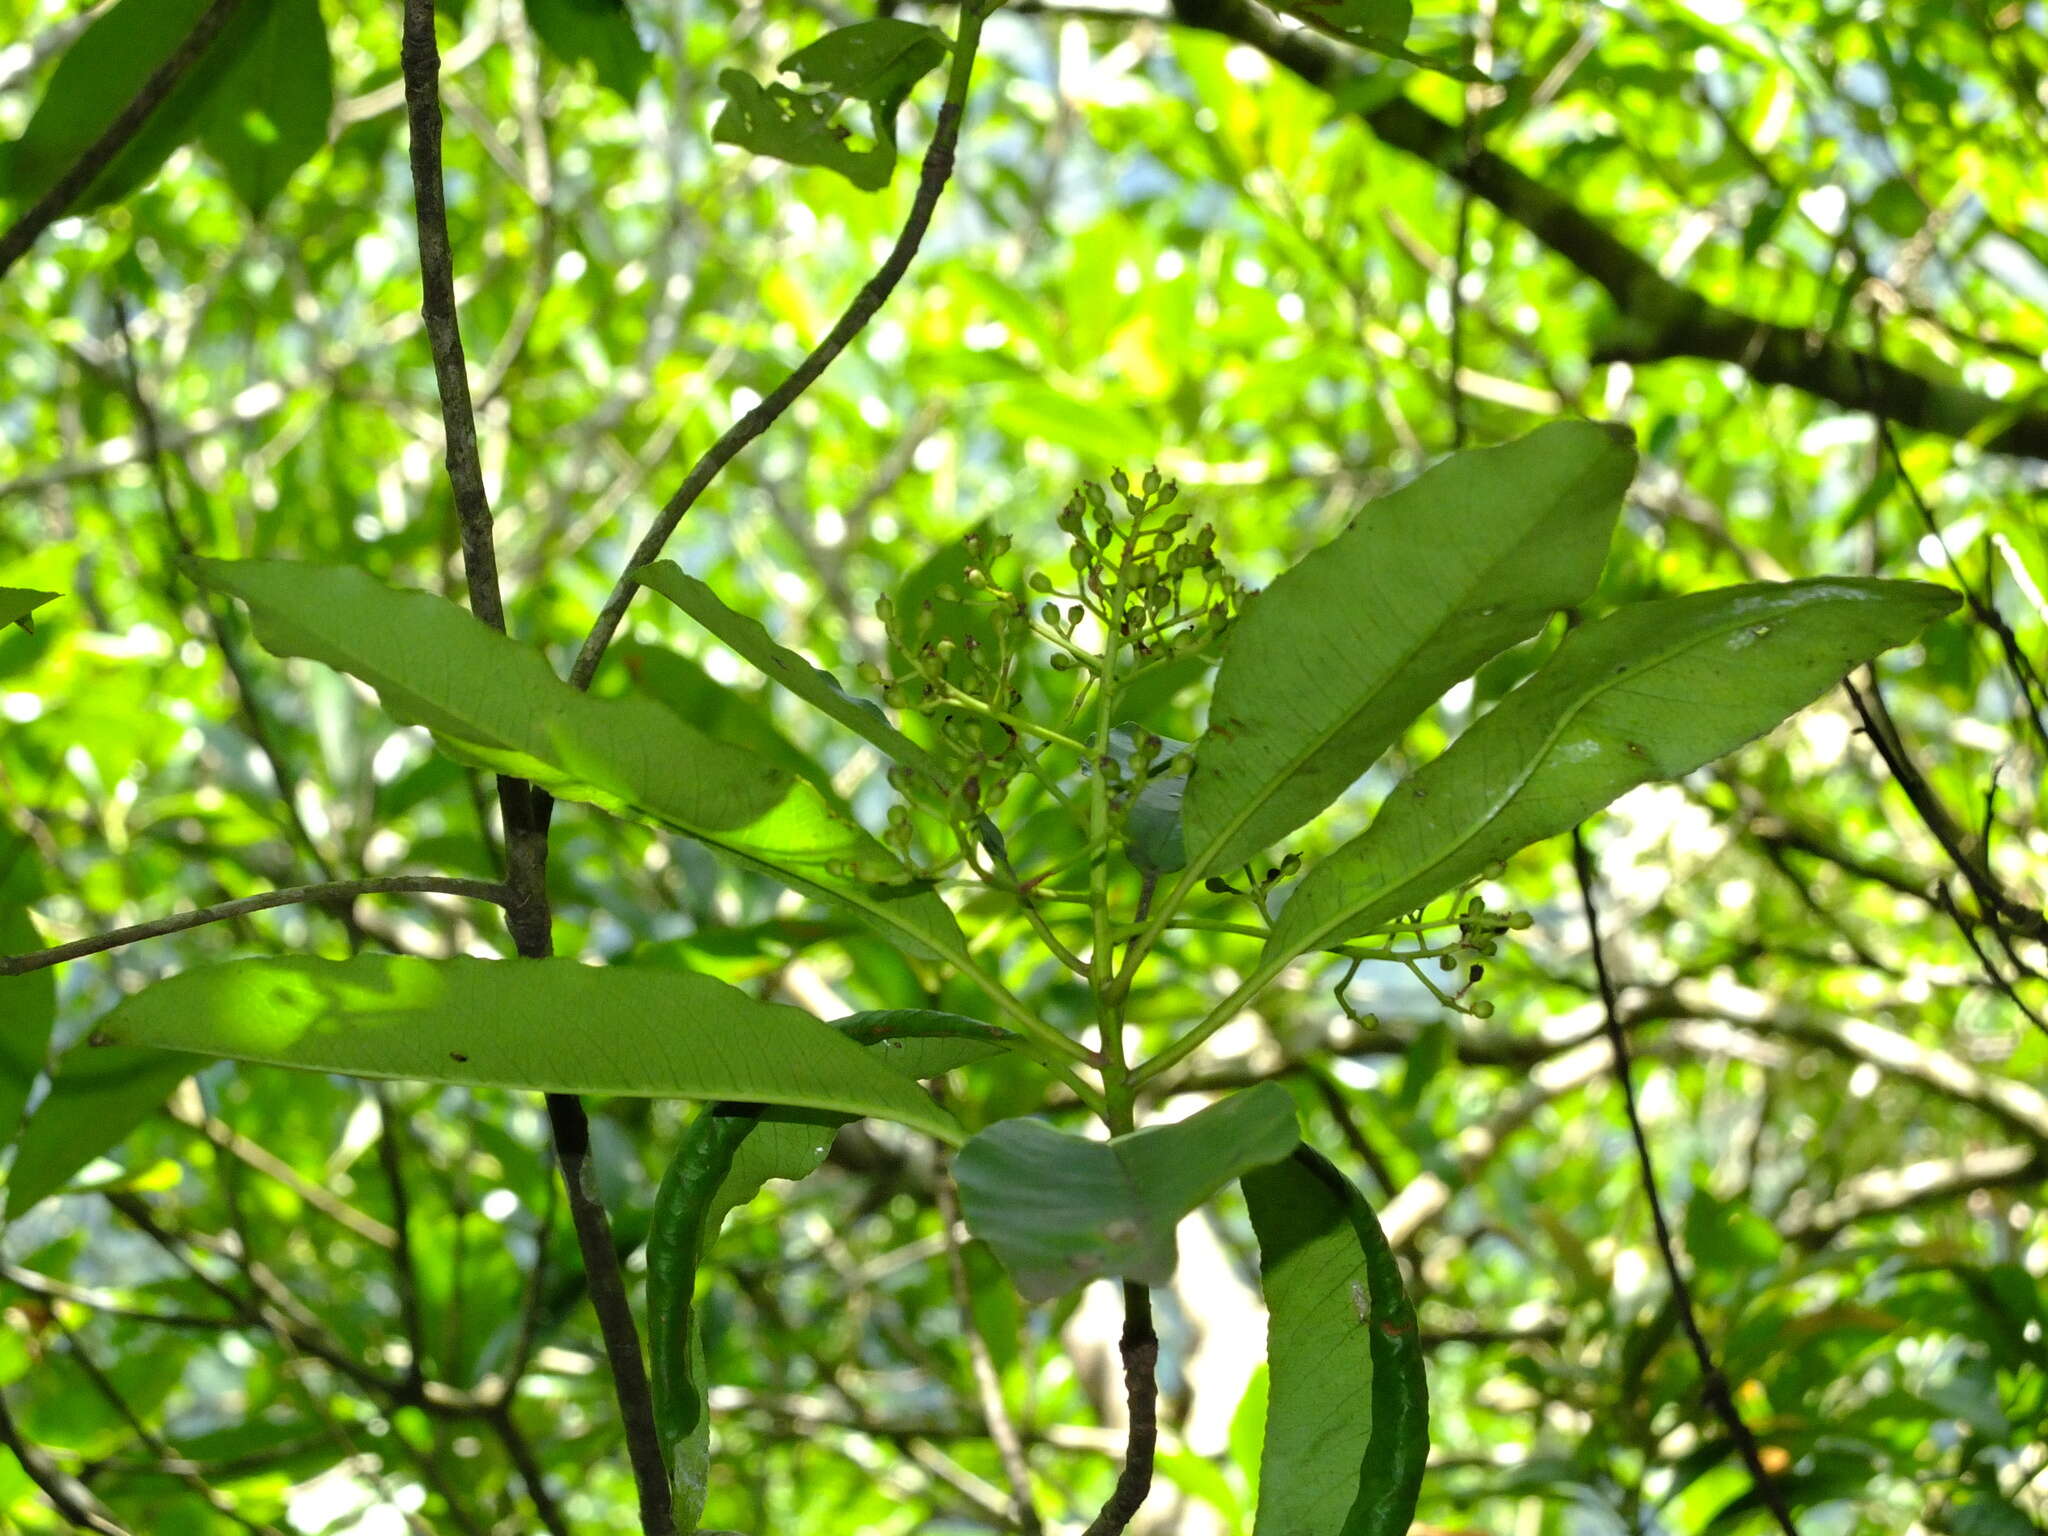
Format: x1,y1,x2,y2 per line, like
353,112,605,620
0,0,2044,1532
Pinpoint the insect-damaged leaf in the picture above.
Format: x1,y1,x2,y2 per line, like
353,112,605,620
954,1083,1299,1301
1184,421,1636,880
85,954,966,1144
1267,578,1959,961
188,559,969,964
712,19,948,190
1244,1148,1427,1536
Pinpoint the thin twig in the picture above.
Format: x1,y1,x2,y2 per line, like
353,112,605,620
375,1088,429,1392
1571,828,1800,1536
0,0,250,282
1080,1282,1159,1536
0,876,513,976
566,0,997,691
934,1171,1044,1535
544,1091,675,1533
0,1386,132,1534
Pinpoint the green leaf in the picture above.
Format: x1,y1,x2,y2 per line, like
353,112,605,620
4,1044,194,1218
1108,724,1188,874
712,19,948,191
954,1083,1300,1301
612,641,834,798
634,561,941,783
188,559,970,963
0,837,56,1140
1243,1148,1427,1536
0,0,252,214
199,0,332,218
1183,422,1637,880
1267,577,1959,960
649,1011,1010,1518
1271,0,1411,46
522,0,651,102
85,953,966,1144
0,588,58,633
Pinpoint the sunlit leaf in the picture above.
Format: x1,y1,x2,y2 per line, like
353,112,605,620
1185,421,1637,879
87,953,966,1143
1268,578,1959,960
189,559,970,962
1244,1148,1427,1536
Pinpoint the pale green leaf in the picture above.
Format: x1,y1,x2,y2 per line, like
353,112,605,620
86,953,965,1145
1244,1148,1427,1536
1183,422,1637,879
4,1044,193,1219
0,589,58,633
634,561,940,783
1268,578,1960,961
188,559,969,963
954,1083,1300,1301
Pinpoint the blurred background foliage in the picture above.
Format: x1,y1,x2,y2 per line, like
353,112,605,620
0,0,2045,1531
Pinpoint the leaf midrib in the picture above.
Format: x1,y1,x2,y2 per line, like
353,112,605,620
1189,455,1614,880
1275,597,1791,960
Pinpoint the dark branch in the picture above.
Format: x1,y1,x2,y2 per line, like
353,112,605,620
1573,829,1801,1536
566,0,996,690
1080,1282,1159,1536
0,0,250,283
1164,0,2048,460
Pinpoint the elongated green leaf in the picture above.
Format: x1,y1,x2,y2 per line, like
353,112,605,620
523,0,652,102
955,1083,1300,1301
1273,0,1410,45
1183,422,1637,880
634,562,940,782
711,20,947,190
649,1011,1010,1517
86,954,965,1145
4,1045,193,1219
0,0,251,214
613,641,833,797
188,559,969,962
1268,578,1959,960
199,0,332,218
0,589,58,633
0,839,56,1140
1243,1148,1427,1536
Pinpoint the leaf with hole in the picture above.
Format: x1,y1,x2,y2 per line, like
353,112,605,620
85,953,966,1144
712,19,948,190
1267,577,1959,961
954,1082,1299,1301
1243,1147,1427,1536
188,559,969,964
1183,421,1637,881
